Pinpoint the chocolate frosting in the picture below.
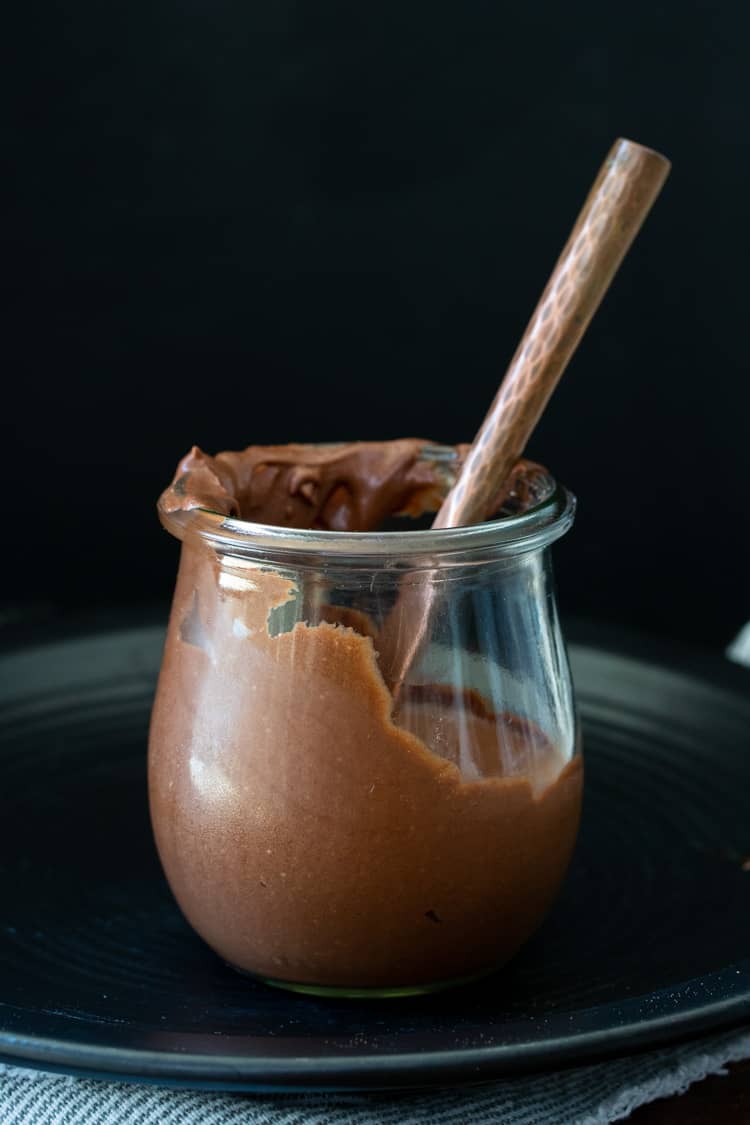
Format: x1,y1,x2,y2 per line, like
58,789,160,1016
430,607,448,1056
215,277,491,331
160,440,553,531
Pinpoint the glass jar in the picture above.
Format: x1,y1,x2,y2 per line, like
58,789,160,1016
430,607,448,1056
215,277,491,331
149,481,582,997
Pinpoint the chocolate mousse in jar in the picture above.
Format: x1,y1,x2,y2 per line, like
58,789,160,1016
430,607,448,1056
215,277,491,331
149,439,582,997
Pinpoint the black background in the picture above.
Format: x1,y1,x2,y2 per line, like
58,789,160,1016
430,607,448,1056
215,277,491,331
5,1,749,647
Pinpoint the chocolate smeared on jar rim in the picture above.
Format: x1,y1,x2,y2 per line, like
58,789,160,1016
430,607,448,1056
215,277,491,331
159,440,554,533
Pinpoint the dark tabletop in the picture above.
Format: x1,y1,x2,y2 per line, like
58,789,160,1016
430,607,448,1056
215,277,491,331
632,1059,750,1122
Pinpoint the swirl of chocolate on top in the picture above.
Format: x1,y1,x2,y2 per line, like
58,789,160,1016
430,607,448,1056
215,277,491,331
160,440,552,532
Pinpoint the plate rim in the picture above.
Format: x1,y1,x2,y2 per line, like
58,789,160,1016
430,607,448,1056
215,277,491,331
2,969,750,1090
0,617,748,1090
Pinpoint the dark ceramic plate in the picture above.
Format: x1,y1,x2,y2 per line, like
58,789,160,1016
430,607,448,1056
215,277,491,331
0,622,748,1091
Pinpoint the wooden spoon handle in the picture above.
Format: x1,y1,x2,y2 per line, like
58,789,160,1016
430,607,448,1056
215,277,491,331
380,138,670,694
433,138,671,529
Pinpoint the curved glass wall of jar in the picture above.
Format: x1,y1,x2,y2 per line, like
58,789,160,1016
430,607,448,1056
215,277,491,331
149,485,582,997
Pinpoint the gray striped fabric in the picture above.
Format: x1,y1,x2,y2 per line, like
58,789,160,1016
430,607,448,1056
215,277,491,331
1,1028,749,1125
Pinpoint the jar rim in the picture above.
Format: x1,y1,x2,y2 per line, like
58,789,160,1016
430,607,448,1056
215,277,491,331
158,482,576,560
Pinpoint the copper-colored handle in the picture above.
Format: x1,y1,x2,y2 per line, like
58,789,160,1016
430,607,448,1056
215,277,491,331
433,138,671,529
380,138,670,694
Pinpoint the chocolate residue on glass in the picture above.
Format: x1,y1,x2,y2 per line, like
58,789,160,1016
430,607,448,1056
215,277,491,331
159,440,554,531
149,559,582,988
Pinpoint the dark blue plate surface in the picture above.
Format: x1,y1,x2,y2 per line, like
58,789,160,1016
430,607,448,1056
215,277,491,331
0,623,748,1090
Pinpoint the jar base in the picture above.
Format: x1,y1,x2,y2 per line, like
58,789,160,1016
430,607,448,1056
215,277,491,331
228,963,498,998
